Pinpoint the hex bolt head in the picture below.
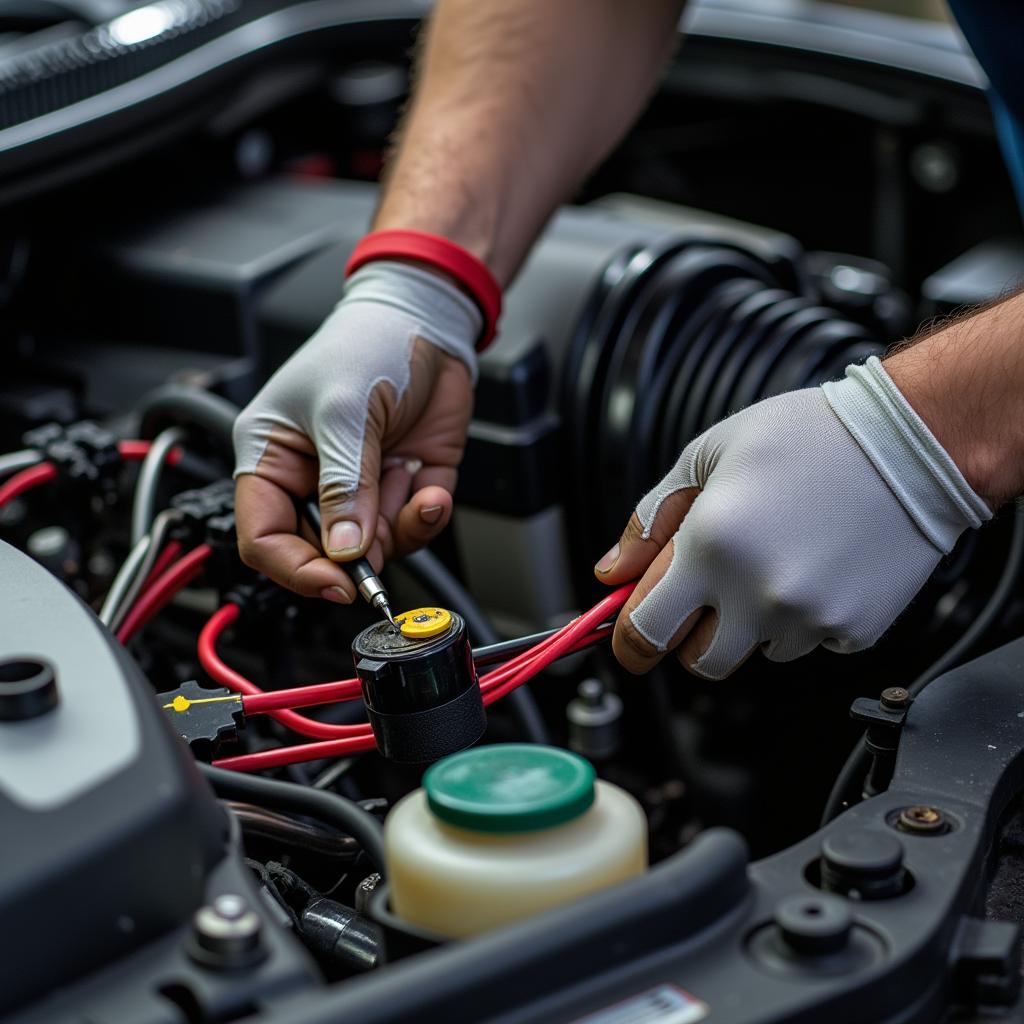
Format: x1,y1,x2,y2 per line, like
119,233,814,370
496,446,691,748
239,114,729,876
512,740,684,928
189,893,264,968
880,686,910,709
897,805,948,835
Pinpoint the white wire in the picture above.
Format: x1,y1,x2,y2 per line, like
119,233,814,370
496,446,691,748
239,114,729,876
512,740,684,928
0,449,42,479
99,534,152,628
105,509,183,633
130,427,186,546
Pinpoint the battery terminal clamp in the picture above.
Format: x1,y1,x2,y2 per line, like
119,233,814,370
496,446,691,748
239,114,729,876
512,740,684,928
353,608,485,764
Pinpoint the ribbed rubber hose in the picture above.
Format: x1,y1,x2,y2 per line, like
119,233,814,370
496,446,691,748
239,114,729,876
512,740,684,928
404,548,550,745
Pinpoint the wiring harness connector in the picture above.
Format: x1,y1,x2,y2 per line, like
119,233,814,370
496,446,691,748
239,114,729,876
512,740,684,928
170,479,240,584
22,421,121,497
156,678,245,761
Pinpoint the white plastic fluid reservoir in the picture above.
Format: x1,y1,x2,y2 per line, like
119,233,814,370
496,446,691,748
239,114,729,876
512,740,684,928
385,744,648,938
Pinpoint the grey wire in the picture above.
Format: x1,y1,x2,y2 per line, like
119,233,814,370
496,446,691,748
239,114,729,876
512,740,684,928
821,499,1024,826
130,426,186,546
98,533,152,628
313,758,356,790
106,509,183,633
0,449,42,479
404,548,551,745
908,498,1024,696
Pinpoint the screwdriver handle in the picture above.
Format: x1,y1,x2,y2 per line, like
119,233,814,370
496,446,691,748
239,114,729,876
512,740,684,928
344,556,377,587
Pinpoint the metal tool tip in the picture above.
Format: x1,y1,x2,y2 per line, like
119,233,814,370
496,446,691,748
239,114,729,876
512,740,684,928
374,595,398,628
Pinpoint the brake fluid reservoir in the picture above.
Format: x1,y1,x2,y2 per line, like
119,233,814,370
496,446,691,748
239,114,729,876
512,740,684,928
385,744,647,938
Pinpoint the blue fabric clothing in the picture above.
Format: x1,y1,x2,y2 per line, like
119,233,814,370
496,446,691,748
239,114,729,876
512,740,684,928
947,1,1024,211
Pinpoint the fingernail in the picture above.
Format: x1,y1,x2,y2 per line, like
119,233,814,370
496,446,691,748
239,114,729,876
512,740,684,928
420,504,443,525
327,521,362,555
405,458,423,475
595,543,620,574
321,586,352,604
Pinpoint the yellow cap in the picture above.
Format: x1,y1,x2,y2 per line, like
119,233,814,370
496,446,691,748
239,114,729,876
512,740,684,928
396,607,452,639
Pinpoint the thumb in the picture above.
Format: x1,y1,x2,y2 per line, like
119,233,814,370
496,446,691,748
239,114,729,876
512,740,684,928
595,487,699,585
318,422,383,563
596,432,712,584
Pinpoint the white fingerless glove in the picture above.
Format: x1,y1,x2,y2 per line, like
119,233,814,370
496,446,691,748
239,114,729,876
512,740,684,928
628,356,991,678
233,260,481,496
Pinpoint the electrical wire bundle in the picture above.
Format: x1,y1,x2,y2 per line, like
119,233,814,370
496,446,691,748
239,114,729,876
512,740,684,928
4,384,1021,813
2,428,632,775
195,571,631,772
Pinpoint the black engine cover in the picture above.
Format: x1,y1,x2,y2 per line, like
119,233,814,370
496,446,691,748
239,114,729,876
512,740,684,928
0,541,225,1016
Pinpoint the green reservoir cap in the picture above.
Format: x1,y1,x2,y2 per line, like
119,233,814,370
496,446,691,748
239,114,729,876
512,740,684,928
424,744,596,833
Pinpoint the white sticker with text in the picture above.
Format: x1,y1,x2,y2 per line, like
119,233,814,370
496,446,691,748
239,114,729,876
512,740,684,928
572,984,709,1024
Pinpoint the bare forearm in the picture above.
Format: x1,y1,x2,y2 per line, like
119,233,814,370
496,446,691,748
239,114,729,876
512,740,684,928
885,289,1024,508
374,0,684,285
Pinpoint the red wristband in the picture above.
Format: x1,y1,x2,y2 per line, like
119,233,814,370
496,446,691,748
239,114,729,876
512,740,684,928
344,229,502,351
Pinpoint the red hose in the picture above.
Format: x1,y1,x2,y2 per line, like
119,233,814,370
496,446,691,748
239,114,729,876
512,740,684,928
198,605,372,741
117,544,212,644
143,541,184,590
0,462,58,508
244,678,362,713
117,440,184,465
212,584,636,773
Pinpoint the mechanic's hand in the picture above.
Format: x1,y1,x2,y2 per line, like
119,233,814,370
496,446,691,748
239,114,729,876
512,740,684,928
232,260,480,602
595,356,991,679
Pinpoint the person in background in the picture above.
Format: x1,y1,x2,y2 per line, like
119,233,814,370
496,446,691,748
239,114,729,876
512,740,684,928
233,0,1024,679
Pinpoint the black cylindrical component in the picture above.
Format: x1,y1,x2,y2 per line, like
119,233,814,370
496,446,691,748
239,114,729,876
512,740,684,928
774,895,851,956
0,657,58,721
819,830,906,900
299,897,382,972
353,611,485,764
188,894,265,969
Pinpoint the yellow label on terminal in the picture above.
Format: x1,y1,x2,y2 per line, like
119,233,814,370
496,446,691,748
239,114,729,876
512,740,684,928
396,607,452,639
163,694,242,713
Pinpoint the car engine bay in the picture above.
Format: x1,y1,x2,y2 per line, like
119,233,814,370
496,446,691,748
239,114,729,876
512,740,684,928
4,2,1024,1022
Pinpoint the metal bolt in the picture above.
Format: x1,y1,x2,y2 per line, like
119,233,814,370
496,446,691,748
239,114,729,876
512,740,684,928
880,686,910,709
567,679,623,761
213,894,248,920
190,893,264,968
897,805,948,835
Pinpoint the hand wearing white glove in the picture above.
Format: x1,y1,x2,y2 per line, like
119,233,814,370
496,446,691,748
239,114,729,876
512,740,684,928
233,260,480,602
595,356,992,678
